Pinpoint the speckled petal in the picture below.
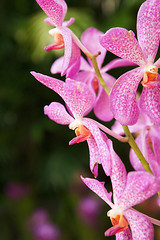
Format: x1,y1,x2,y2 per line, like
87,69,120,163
87,135,101,178
100,27,145,66
155,57,160,68
110,68,143,125
64,79,95,119
118,171,160,209
125,209,154,240
61,27,80,77
50,56,64,74
35,0,67,27
139,75,160,124
101,58,135,73
31,72,64,97
94,86,113,122
81,27,106,68
137,0,160,62
81,177,113,208
116,228,132,240
44,102,73,124
83,119,111,176
108,140,127,205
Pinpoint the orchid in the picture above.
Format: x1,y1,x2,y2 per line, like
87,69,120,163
35,0,81,76
31,71,121,177
100,0,160,125
82,140,160,239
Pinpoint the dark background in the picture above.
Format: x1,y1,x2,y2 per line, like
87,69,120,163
1,0,160,239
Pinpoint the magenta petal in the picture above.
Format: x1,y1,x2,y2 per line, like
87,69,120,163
110,68,143,125
108,140,127,205
118,171,160,209
125,209,154,240
64,79,95,119
81,27,106,68
61,27,80,77
44,43,64,51
81,177,113,207
50,57,64,74
116,228,132,240
137,0,160,62
35,0,67,27
87,136,101,178
139,75,160,124
44,102,73,125
31,72,64,97
63,18,75,27
101,58,135,73
100,27,145,66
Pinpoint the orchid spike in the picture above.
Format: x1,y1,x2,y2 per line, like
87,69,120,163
31,71,122,177
35,0,80,76
81,140,160,239
100,0,160,125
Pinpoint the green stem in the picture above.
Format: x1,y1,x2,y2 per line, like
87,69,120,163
90,53,110,95
123,125,153,174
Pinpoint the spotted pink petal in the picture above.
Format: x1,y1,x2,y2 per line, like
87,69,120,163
64,79,95,119
107,140,127,205
81,27,106,68
110,67,143,125
31,72,64,97
44,102,73,125
101,58,135,73
118,171,160,210
116,228,132,240
137,0,160,62
61,27,80,77
139,74,160,125
50,56,64,74
35,0,67,27
100,27,145,66
125,209,154,240
83,119,111,176
81,177,113,208
63,18,75,27
87,135,101,178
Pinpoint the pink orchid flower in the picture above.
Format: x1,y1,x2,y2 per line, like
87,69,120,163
51,27,134,121
100,0,160,125
35,0,81,76
31,71,122,177
82,140,160,239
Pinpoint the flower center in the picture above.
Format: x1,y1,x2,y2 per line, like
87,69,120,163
75,125,92,141
49,28,64,48
141,64,158,88
92,76,99,93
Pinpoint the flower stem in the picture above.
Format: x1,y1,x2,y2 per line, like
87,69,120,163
90,53,110,95
123,125,153,174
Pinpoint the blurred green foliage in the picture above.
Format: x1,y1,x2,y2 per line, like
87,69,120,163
0,0,159,239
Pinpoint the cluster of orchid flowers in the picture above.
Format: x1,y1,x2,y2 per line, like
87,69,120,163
31,0,160,239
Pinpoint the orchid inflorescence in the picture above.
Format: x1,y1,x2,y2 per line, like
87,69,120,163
31,0,160,239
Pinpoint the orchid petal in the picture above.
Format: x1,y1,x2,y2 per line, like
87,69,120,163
101,58,135,73
81,27,106,68
140,74,160,124
125,209,154,240
94,86,113,122
44,17,54,26
31,72,64,97
64,79,95,119
79,57,92,71
155,57,160,68
137,0,160,62
63,17,75,27
87,135,101,178
44,102,73,125
118,171,160,210
105,224,128,237
44,43,64,51
61,27,80,77
81,177,113,208
50,56,64,74
108,140,127,205
110,68,143,125
35,0,67,27
83,119,111,176
100,27,145,66
116,228,132,240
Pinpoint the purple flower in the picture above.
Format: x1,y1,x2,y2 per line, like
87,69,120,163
81,140,160,239
100,0,160,125
35,0,80,76
5,182,30,201
31,71,112,177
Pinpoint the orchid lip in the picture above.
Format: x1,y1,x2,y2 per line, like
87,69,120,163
69,119,83,130
141,63,158,87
